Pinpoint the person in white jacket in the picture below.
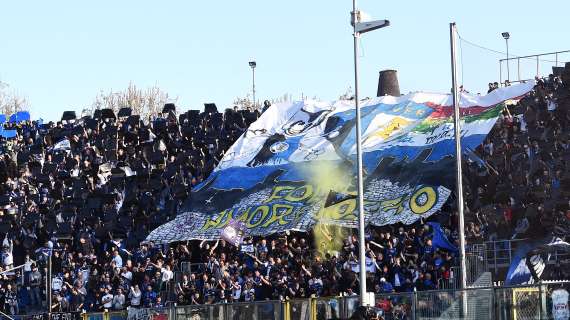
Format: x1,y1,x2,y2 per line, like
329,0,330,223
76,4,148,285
160,265,174,291
2,236,13,268
129,285,142,308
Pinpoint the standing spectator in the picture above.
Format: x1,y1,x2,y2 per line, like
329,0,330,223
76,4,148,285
113,288,126,310
160,265,174,291
28,264,42,309
129,285,142,308
143,285,157,307
4,284,18,315
2,237,13,269
112,250,123,269
101,288,114,310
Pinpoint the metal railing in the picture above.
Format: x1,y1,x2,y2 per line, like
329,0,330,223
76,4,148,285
179,262,207,274
17,281,570,320
499,49,569,85
174,300,283,320
466,243,488,284
484,239,570,273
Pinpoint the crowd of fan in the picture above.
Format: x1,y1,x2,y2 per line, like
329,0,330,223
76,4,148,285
0,99,474,317
0,66,568,316
465,71,570,244
0,103,260,314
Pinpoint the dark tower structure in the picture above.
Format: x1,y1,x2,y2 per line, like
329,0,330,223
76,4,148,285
377,69,401,97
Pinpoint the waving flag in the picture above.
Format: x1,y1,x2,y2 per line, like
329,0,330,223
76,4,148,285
9,111,30,123
506,237,570,285
428,222,458,253
147,82,534,243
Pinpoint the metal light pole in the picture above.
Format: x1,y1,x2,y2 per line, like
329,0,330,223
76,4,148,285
249,61,257,108
450,22,469,318
450,22,468,291
502,32,510,83
351,0,389,307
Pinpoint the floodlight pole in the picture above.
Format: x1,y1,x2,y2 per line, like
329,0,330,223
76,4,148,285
501,32,510,84
450,21,468,292
351,0,389,307
252,67,256,108
505,37,510,82
249,61,257,108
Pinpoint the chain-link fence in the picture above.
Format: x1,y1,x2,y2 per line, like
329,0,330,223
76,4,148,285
174,305,213,320
172,300,282,320
226,300,282,320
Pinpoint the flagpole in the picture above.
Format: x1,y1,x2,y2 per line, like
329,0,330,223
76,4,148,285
450,22,468,291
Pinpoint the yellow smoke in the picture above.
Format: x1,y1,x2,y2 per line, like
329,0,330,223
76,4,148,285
303,162,352,258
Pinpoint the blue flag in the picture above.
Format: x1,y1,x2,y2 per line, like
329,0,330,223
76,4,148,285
506,237,570,285
505,241,536,285
9,111,30,123
0,129,17,139
464,146,486,169
427,222,458,253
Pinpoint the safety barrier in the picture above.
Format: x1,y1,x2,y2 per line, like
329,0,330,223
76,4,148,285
498,49,570,85
18,282,570,320
485,239,570,273
178,263,207,275
85,311,105,320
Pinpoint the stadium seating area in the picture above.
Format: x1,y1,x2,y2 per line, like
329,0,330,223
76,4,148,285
464,73,570,243
0,65,568,315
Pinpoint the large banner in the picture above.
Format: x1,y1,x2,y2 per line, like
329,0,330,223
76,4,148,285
147,82,534,243
24,312,82,320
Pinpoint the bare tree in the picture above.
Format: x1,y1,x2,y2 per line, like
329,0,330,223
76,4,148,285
233,93,292,111
271,93,292,105
91,83,175,119
232,94,254,110
338,86,354,100
0,81,30,115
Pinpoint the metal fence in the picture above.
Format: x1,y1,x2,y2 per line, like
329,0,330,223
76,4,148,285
484,239,570,273
498,49,570,85
173,300,282,320
466,243,488,284
179,262,207,275
22,282,570,320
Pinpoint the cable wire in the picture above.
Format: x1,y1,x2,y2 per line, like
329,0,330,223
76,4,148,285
457,33,563,65
459,33,465,86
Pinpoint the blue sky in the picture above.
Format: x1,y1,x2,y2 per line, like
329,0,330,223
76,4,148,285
0,0,568,121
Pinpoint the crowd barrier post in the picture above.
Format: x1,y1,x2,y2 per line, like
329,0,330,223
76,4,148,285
411,290,417,318
168,305,177,320
339,295,347,319
310,296,317,320
282,299,290,320
344,295,351,319
539,284,547,319
208,304,214,319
